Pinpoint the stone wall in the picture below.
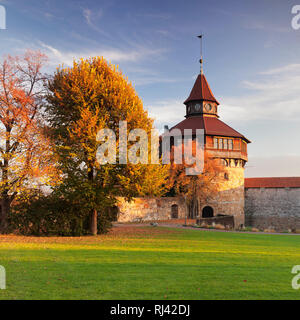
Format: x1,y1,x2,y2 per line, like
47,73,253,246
199,167,245,228
116,196,187,222
245,187,300,231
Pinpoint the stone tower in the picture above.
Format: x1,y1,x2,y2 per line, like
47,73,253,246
169,70,250,227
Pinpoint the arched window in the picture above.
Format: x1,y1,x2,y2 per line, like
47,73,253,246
171,204,178,219
202,206,214,218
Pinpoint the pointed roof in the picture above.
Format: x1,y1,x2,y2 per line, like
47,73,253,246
169,116,250,143
184,74,219,105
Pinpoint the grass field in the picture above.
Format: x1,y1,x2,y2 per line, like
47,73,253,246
0,226,300,300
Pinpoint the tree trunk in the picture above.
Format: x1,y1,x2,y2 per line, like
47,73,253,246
0,195,10,234
90,209,97,235
88,166,97,235
0,127,11,234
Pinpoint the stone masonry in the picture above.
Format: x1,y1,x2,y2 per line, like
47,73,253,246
116,196,187,222
204,166,245,228
245,187,300,231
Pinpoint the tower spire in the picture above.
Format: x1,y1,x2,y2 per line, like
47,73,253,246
198,34,203,74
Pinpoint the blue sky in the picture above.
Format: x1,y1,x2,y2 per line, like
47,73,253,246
1,0,300,177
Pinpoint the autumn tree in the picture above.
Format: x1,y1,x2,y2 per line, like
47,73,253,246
0,51,60,233
168,150,226,220
46,57,169,235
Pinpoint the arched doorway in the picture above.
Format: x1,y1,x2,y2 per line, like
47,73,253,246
202,206,214,218
171,204,178,219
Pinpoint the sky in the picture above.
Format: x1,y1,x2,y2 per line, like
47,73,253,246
0,0,300,177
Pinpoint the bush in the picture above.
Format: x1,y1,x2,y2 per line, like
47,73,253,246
215,224,225,230
263,228,276,233
9,192,114,236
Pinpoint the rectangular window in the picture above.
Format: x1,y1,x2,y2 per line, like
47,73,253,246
223,139,228,150
218,138,223,149
214,138,218,149
228,139,233,150
242,141,247,153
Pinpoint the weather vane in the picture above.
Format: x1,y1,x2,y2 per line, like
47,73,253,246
197,34,203,74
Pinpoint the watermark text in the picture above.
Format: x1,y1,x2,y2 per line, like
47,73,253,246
0,5,6,30
0,265,5,289
292,5,300,30
96,121,205,175
292,265,300,289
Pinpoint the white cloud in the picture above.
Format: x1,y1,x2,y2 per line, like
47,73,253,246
136,13,171,20
145,99,185,131
146,62,300,130
132,76,185,86
82,8,107,36
39,42,165,67
83,8,94,26
259,64,300,75
245,155,300,178
220,63,300,123
243,20,290,33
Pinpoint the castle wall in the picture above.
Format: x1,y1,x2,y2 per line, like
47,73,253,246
115,159,246,227
245,187,300,231
200,166,245,228
116,196,187,222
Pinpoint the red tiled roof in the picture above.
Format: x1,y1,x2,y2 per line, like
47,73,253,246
170,116,205,133
245,177,300,188
170,116,250,143
204,117,250,142
184,74,219,105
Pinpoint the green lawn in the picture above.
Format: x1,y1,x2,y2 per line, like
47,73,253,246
0,226,300,300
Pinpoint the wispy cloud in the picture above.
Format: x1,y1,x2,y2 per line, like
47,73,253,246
136,13,171,20
145,99,185,131
243,19,290,33
82,8,107,36
220,63,300,123
246,155,300,178
259,64,300,75
132,76,186,86
39,42,166,67
44,12,54,20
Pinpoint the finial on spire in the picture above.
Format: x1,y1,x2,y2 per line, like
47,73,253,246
197,34,203,74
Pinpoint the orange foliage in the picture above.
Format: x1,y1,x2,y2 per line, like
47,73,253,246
0,51,60,232
169,150,226,218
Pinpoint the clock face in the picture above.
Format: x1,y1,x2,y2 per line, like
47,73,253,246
187,105,191,113
195,103,201,112
205,103,212,112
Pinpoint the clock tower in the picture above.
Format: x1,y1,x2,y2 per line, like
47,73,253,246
184,73,219,118
167,42,250,228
